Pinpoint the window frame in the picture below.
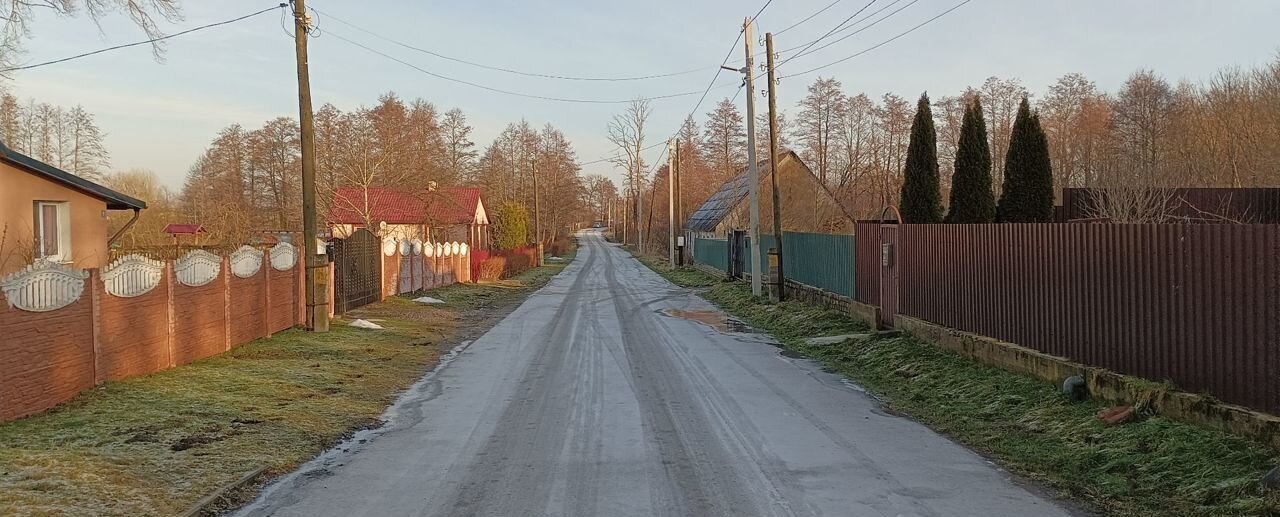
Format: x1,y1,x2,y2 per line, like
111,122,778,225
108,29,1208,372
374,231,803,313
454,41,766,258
34,201,71,263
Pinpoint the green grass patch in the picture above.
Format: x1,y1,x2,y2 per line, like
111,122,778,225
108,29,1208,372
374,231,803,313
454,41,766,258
0,258,571,517
646,263,1279,517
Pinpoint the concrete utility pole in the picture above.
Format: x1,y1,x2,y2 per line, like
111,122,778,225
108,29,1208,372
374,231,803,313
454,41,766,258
293,0,327,332
766,32,785,300
666,139,676,268
743,17,763,297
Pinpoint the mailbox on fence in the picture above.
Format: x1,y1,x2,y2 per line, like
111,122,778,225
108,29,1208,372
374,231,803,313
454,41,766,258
880,242,893,268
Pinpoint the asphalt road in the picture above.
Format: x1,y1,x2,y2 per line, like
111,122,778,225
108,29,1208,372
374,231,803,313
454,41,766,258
238,231,1074,517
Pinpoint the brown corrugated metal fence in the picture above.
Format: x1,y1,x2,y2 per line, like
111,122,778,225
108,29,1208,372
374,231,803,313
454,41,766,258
853,221,882,306
887,223,1280,414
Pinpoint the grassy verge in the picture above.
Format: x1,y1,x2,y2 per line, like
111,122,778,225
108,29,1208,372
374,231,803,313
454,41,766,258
0,258,571,517
641,259,1278,517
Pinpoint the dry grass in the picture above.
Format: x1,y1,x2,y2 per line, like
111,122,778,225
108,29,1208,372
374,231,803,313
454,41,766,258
0,258,571,517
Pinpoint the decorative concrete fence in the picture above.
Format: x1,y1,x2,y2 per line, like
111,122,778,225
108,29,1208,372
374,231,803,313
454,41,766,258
381,238,471,298
0,243,306,422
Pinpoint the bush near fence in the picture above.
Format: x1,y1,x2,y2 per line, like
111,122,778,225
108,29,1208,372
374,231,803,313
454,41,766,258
0,243,305,422
476,247,539,282
690,223,1280,417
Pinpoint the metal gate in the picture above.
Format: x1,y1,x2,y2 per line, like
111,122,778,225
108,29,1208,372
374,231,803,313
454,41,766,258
878,223,899,329
729,230,746,279
331,228,382,313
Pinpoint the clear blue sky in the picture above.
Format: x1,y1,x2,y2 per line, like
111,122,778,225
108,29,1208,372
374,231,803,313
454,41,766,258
8,0,1279,189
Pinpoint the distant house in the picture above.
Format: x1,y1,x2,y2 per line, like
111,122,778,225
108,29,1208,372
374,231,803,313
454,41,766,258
684,150,854,236
328,185,491,249
0,141,146,275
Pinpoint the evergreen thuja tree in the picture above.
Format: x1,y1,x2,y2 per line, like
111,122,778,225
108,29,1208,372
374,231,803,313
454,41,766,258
997,97,1055,222
899,92,943,223
945,97,995,223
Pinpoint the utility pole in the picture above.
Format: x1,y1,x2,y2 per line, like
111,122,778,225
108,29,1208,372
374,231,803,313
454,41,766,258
766,32,785,300
636,164,644,253
529,159,540,244
742,17,763,297
666,139,676,268
293,0,327,332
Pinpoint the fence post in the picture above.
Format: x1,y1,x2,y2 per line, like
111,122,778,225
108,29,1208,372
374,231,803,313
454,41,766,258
263,252,272,339
89,268,104,386
223,257,232,352
166,262,176,368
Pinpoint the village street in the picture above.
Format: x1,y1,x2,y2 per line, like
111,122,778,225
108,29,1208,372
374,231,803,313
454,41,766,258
238,231,1073,517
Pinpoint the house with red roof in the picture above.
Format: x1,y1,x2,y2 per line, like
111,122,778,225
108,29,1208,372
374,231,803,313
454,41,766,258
327,185,490,250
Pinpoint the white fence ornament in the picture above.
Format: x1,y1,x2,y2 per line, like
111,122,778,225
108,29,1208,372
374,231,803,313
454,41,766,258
398,240,412,256
175,250,221,287
101,254,163,297
0,260,89,312
435,243,445,257
451,242,461,255
270,242,298,271
460,243,469,255
230,246,264,278
382,237,398,257
411,239,423,256
424,241,435,258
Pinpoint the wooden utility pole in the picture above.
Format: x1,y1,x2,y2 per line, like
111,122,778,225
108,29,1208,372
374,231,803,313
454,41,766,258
743,17,763,297
293,0,327,332
531,159,541,244
666,139,676,268
531,159,543,263
766,32,785,300
636,163,644,253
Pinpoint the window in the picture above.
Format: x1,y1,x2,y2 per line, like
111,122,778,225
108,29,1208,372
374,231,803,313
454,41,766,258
35,201,70,262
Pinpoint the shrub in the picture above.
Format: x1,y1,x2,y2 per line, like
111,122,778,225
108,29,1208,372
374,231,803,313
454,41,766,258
492,202,530,251
477,256,507,281
548,237,570,257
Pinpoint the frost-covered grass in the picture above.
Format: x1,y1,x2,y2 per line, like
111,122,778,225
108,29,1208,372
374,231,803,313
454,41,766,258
0,259,570,516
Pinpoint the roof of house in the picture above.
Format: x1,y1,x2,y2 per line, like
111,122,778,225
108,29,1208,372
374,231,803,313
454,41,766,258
0,140,146,210
683,150,852,232
328,186,484,226
163,224,205,235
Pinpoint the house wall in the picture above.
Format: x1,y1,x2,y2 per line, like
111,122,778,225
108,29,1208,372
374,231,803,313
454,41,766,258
0,162,110,275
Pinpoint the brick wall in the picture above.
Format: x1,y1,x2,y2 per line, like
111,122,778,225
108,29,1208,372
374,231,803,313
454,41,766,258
229,274,267,347
0,250,314,423
96,269,170,381
0,291,95,421
172,274,227,365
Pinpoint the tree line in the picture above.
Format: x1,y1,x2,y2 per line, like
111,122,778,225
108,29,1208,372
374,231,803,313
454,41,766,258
0,93,109,180
618,55,1280,240
177,92,591,246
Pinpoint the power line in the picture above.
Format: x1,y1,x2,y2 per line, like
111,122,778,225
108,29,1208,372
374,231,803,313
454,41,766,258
0,3,287,73
783,0,919,63
580,141,666,166
774,0,904,55
776,0,878,68
779,0,974,79
312,6,712,82
774,0,844,35
325,28,736,104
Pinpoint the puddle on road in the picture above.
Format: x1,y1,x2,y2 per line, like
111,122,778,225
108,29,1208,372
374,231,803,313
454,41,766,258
662,309,758,333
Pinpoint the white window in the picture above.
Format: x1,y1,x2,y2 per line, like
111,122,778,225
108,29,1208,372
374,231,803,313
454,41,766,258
35,201,71,262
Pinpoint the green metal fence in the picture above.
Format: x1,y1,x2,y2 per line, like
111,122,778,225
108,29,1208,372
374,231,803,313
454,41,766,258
781,231,855,298
693,237,729,272
696,231,856,299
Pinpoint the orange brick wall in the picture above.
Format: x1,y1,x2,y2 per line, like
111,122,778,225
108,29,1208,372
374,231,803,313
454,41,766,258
228,274,267,347
97,275,170,381
268,267,298,334
172,275,227,365
0,291,95,422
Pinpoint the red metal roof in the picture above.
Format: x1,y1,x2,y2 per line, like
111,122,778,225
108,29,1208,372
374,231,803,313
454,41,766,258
162,223,205,234
328,186,483,226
